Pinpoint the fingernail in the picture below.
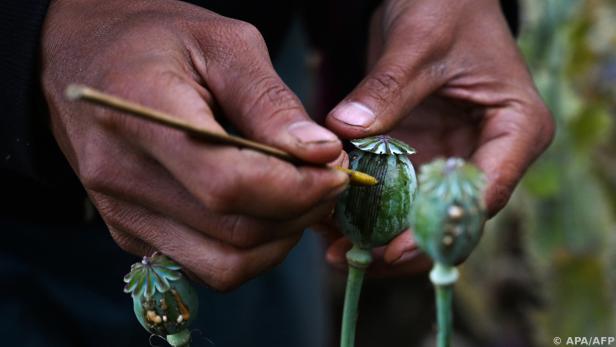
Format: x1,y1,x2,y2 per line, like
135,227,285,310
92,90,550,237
392,250,421,265
331,102,376,128
288,121,338,145
325,251,347,269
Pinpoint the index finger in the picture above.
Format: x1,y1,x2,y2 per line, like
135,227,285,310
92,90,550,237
99,63,349,220
472,100,555,216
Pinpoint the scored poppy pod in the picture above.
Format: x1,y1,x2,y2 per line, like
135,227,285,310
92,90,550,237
335,135,418,251
124,252,198,347
335,135,417,347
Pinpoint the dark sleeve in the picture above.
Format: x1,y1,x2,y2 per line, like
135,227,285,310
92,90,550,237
0,0,51,178
0,0,87,223
501,0,520,36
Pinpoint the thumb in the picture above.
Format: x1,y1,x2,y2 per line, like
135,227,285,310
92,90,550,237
201,33,342,164
326,37,447,139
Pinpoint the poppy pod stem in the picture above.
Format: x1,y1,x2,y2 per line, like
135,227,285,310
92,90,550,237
340,245,373,347
430,263,459,347
166,329,192,347
335,136,417,347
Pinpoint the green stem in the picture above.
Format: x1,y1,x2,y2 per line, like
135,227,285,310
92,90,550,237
340,245,372,347
435,284,453,347
166,329,191,347
429,263,458,347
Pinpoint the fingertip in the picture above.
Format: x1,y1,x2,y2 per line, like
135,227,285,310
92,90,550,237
325,237,352,266
286,120,343,163
483,174,515,217
301,168,350,203
473,156,519,216
471,105,550,216
329,149,350,169
325,249,342,266
383,229,417,264
326,101,377,139
315,166,350,201
287,121,339,144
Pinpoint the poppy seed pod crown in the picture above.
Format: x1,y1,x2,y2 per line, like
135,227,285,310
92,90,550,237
413,158,487,266
124,253,198,346
335,135,417,249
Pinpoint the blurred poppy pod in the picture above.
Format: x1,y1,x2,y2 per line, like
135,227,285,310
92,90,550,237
413,158,486,267
124,252,198,347
335,135,418,250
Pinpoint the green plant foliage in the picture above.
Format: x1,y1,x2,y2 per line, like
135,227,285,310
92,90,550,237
458,0,616,345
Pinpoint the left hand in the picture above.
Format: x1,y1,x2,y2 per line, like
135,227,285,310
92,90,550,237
324,0,555,276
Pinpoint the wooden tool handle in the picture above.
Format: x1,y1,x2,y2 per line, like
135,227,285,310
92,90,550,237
65,84,378,186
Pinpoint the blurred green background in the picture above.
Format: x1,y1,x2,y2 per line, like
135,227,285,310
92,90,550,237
332,1,616,346
460,0,616,345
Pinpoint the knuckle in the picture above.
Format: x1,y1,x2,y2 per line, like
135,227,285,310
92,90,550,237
225,217,266,249
268,249,290,269
211,254,248,292
201,184,238,214
93,195,158,243
232,20,265,45
97,61,164,101
201,194,231,214
108,227,152,256
261,167,315,217
289,175,319,211
513,98,556,152
93,196,126,229
233,72,304,141
97,68,135,98
78,152,113,193
79,164,105,192
264,237,299,269
228,235,261,250
362,65,407,107
245,74,301,121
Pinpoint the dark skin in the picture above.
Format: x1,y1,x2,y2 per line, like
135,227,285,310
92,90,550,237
42,0,554,288
43,0,348,291
325,0,554,275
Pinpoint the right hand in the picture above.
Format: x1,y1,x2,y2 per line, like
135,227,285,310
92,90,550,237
41,0,348,291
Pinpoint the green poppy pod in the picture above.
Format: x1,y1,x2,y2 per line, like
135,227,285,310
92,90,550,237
413,158,487,267
335,135,417,249
124,253,198,347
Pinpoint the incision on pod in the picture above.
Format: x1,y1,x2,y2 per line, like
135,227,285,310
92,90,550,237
336,135,417,249
335,135,417,347
123,252,198,347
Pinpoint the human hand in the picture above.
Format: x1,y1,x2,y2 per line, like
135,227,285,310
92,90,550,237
324,0,554,275
42,0,348,291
